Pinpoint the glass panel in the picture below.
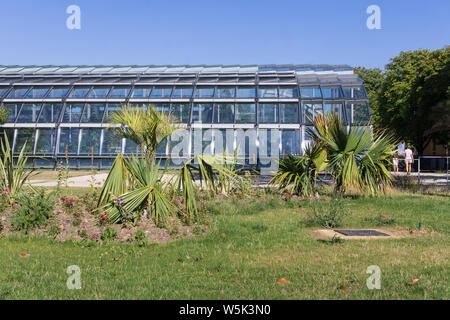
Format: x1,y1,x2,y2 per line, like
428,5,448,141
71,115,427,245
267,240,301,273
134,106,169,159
81,104,106,122
79,128,101,155
302,103,322,124
258,87,278,98
300,87,322,98
109,87,130,99
214,104,234,123
192,103,213,123
194,87,215,98
343,87,366,99
25,87,49,98
324,103,343,119
172,87,193,98
280,103,299,123
69,87,90,98
0,87,9,98
344,103,352,124
14,128,35,154
279,87,298,98
353,103,370,123
153,103,170,114
124,139,142,155
236,87,256,98
47,87,70,98
131,86,152,98
103,104,122,122
216,87,236,98
170,103,190,123
1,128,14,145
102,129,122,155
281,130,302,155
3,103,20,122
155,138,167,156
62,104,84,122
7,87,30,98
35,129,57,154
88,87,110,98
258,103,278,123
235,103,256,123
151,87,173,98
321,87,343,99
16,103,42,122
38,103,63,123
58,128,80,155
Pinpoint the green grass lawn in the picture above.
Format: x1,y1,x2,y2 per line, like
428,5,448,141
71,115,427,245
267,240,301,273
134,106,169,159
0,191,449,299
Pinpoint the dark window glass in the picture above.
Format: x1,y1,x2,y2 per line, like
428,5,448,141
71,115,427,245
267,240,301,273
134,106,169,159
192,103,213,123
59,128,80,154
102,129,122,155
14,128,35,154
153,103,170,114
38,103,63,123
88,87,110,99
216,87,236,98
343,87,367,99
236,87,256,98
0,87,10,98
281,130,301,155
302,103,322,124
79,128,101,155
109,87,130,99
214,104,234,123
69,87,90,98
352,103,371,123
7,87,30,99
300,87,322,98
258,87,278,98
25,87,50,98
81,104,106,122
155,138,167,156
124,139,143,155
324,103,343,119
151,87,172,98
170,103,190,123
279,87,298,98
131,87,152,98
235,103,256,123
62,104,84,122
258,103,278,123
321,87,343,99
16,103,42,122
172,87,193,99
280,103,299,123
3,103,20,122
103,104,122,122
195,87,215,98
47,87,70,98
35,129,57,154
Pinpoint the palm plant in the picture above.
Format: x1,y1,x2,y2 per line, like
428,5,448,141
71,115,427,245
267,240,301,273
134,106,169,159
308,113,396,195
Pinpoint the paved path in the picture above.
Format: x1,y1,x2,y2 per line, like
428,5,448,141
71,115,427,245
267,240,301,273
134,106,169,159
28,173,109,188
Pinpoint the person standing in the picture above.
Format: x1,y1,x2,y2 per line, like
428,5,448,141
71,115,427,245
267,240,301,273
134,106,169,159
405,146,414,174
393,153,399,174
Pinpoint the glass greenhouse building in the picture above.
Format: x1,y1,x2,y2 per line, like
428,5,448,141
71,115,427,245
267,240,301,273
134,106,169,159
0,64,370,169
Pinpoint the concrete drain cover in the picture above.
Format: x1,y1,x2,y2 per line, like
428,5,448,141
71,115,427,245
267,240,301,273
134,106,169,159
334,229,390,237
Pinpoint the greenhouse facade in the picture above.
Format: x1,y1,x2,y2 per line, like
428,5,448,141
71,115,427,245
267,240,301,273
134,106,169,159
0,64,370,169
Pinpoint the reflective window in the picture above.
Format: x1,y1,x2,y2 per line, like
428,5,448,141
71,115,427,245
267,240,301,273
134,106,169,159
302,103,323,124
321,87,343,99
172,87,193,99
38,103,63,123
236,87,256,98
59,128,80,154
0,87,9,98
131,86,152,98
124,139,142,155
62,104,84,122
81,104,106,122
3,103,20,122
14,128,35,154
194,87,215,98
281,130,302,155
47,87,70,98
216,87,236,99
151,87,173,98
103,104,122,122
155,138,167,156
279,87,299,98
7,87,30,99
280,103,299,123
300,87,322,98
79,128,101,155
343,86,367,99
235,103,256,123
109,87,130,99
214,104,234,123
88,87,110,99
258,87,278,98
324,103,343,119
170,103,190,123
102,129,122,155
154,103,170,114
25,87,49,99
16,103,42,122
192,103,213,123
352,103,371,123
69,87,90,98
258,103,278,123
35,129,57,154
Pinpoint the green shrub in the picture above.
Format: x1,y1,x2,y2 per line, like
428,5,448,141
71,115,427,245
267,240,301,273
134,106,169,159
308,196,349,229
0,221,3,233
100,227,117,241
132,230,148,247
0,108,10,125
11,189,54,234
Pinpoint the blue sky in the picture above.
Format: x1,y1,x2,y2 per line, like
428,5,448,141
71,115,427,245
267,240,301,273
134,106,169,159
0,0,448,69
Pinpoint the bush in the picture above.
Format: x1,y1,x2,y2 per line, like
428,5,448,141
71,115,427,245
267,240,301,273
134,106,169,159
11,189,54,234
132,230,148,247
308,196,349,228
0,107,10,125
100,227,117,241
